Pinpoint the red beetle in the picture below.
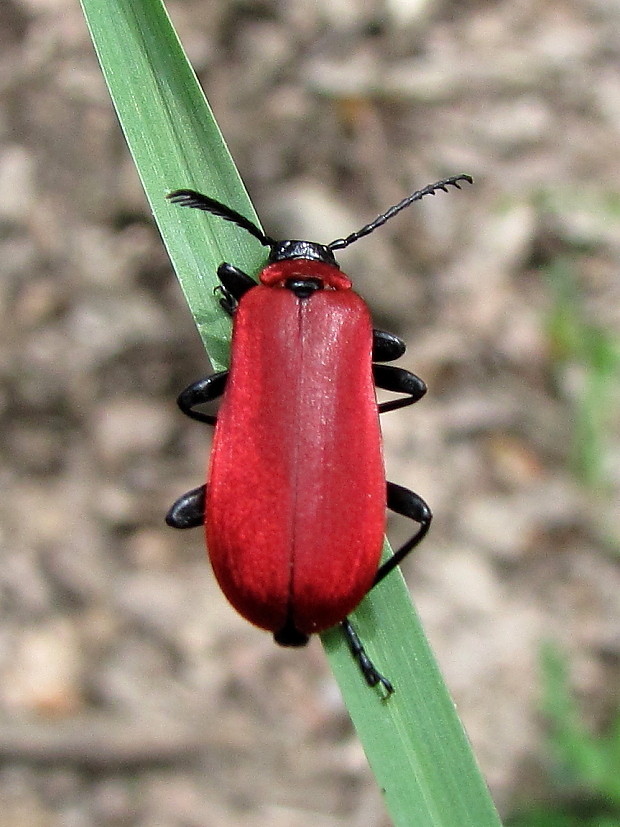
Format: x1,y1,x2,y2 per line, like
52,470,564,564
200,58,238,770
166,175,472,692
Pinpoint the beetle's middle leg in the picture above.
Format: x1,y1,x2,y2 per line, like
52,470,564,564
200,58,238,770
373,364,427,414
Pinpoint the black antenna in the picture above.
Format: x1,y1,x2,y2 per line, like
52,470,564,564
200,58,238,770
328,174,473,251
167,190,276,248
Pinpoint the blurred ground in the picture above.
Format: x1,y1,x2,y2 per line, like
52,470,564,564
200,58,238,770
1,0,620,825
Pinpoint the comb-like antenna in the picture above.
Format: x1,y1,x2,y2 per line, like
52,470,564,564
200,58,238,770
167,190,276,247
328,174,473,251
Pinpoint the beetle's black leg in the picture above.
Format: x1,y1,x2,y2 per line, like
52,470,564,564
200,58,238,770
166,484,206,529
373,482,432,586
340,483,431,693
373,364,427,413
217,263,256,315
341,618,393,696
177,371,228,425
216,286,236,317
372,329,406,363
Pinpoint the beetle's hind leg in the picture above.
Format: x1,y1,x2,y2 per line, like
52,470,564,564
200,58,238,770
373,482,432,586
341,619,393,696
166,484,206,529
373,364,426,414
339,484,431,694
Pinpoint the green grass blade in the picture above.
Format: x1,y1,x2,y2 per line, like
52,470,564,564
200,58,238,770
323,552,501,827
79,0,266,371
79,1,501,825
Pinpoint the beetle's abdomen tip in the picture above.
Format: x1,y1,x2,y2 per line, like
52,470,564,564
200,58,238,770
273,618,310,648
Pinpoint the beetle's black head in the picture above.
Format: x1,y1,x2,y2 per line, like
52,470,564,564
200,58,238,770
267,240,340,268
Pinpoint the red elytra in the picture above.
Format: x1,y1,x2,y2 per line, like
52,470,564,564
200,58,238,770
207,261,384,637
165,175,471,690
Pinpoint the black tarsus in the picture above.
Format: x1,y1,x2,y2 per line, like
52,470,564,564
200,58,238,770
341,618,394,696
328,174,473,251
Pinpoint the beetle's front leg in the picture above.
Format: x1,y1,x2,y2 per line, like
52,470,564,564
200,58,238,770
217,263,256,315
